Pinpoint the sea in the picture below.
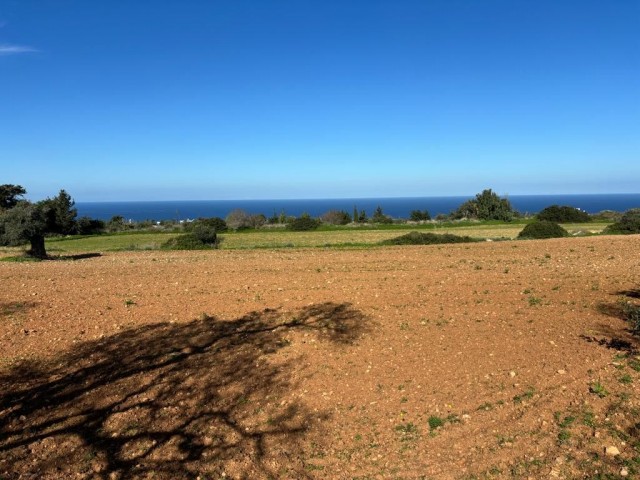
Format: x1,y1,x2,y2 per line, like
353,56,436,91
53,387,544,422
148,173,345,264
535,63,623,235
75,194,640,222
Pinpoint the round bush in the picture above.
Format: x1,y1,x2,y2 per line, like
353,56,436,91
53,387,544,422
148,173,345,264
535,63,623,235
537,205,591,223
161,233,219,250
288,216,321,231
381,231,477,245
518,221,569,239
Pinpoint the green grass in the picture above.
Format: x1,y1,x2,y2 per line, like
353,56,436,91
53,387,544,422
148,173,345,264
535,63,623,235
12,221,609,255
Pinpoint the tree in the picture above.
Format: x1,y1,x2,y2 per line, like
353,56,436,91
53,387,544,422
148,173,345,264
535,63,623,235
410,210,431,222
0,187,82,258
0,201,48,258
225,209,251,231
41,189,78,235
321,210,351,225
453,189,516,221
0,184,26,211
372,206,392,224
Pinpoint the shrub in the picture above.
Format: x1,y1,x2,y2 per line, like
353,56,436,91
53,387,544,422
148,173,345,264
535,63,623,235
409,210,431,221
604,208,640,234
161,232,219,250
191,224,218,245
288,214,321,231
380,231,478,245
321,210,351,225
186,217,227,233
537,205,591,223
76,216,106,235
518,221,569,239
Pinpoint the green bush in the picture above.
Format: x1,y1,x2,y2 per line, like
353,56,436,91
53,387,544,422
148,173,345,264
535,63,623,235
380,231,478,245
604,208,640,234
186,217,227,233
288,214,321,231
409,210,431,221
161,232,219,250
518,221,569,239
537,205,591,223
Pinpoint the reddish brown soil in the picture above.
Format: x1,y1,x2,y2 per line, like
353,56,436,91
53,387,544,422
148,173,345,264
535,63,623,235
1,236,639,479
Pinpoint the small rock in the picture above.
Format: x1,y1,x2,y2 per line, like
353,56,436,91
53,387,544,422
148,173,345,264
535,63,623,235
509,371,516,377
620,468,629,477
557,369,566,375
605,446,620,457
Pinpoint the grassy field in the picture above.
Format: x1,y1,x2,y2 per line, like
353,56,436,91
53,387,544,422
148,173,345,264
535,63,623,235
39,222,610,254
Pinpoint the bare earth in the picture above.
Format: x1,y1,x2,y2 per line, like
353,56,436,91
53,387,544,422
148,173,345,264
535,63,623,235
1,235,639,479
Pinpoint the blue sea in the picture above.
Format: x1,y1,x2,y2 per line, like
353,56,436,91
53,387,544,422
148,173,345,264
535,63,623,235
76,194,640,222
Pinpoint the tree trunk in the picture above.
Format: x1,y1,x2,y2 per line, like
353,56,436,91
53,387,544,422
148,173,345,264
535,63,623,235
28,235,47,259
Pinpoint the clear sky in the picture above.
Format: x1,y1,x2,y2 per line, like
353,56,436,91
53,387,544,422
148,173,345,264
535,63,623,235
1,1,638,202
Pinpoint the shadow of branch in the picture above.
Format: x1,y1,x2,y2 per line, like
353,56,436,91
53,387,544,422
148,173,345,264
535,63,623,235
0,302,368,479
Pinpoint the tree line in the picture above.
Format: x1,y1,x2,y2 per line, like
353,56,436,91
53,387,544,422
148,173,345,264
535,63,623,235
6,184,629,259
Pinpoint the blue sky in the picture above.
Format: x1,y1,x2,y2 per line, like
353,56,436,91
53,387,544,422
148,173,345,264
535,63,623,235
1,1,638,201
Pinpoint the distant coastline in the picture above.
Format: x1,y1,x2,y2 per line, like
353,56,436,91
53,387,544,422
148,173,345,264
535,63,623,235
76,193,640,222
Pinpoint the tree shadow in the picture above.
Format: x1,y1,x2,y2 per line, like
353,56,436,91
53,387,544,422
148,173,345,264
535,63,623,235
589,289,640,354
51,252,103,261
0,302,369,479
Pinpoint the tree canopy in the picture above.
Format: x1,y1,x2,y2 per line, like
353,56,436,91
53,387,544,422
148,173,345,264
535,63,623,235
0,184,26,211
0,186,79,258
453,189,516,221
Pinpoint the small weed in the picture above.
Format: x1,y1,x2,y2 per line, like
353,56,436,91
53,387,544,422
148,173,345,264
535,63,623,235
590,381,609,398
523,289,532,294
395,422,420,441
582,411,596,428
557,430,571,445
620,374,633,384
124,299,136,307
554,412,576,428
478,402,493,411
428,415,444,430
528,296,542,306
513,387,535,403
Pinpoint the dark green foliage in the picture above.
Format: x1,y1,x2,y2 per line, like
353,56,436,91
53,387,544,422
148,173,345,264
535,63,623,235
321,210,351,225
191,224,218,245
380,231,478,245
288,214,321,231
604,208,640,234
161,232,219,250
0,201,48,258
76,216,106,235
537,205,591,223
518,221,569,239
41,189,78,235
186,217,228,233
409,210,431,221
0,184,26,210
454,189,516,221
358,209,367,223
372,206,393,224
